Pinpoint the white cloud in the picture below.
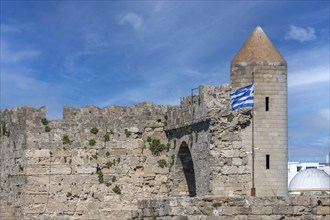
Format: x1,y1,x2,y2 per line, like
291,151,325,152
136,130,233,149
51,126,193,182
2,71,49,91
0,42,41,63
285,25,317,42
288,66,329,87
118,12,143,30
287,45,329,88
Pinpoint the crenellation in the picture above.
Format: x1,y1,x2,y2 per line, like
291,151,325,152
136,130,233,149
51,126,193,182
1,26,324,220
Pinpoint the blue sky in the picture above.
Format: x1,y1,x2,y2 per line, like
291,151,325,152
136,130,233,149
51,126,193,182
1,1,329,162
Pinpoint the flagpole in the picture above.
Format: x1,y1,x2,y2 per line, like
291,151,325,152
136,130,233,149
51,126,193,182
229,76,256,196
251,72,256,196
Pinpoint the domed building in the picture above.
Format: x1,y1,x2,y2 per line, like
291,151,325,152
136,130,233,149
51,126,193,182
289,168,330,194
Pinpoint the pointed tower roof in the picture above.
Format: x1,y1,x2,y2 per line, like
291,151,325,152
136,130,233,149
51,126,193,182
231,26,285,64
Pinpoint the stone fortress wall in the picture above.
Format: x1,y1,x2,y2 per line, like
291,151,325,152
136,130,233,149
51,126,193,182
1,83,256,219
2,86,328,220
1,26,329,219
133,196,330,219
1,103,170,219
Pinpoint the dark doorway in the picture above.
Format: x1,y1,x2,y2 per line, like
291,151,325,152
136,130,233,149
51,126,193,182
175,142,196,197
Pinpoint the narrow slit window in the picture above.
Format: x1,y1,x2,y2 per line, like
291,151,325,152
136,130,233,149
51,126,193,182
265,97,269,111
266,155,270,169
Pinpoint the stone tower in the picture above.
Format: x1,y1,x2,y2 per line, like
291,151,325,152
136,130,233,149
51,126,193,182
230,26,288,196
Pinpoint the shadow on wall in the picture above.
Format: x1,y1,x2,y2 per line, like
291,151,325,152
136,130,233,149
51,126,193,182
176,142,196,197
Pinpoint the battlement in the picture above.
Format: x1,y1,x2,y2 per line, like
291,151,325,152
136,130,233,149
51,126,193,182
0,26,292,219
166,83,232,130
0,83,255,219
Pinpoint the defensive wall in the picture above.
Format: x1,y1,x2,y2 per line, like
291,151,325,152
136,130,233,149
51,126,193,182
133,196,330,219
0,83,257,219
1,84,328,220
1,26,329,219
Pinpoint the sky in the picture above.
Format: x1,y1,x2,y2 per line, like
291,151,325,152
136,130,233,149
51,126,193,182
0,1,329,162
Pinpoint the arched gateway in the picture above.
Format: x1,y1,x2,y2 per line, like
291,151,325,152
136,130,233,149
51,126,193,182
173,142,196,197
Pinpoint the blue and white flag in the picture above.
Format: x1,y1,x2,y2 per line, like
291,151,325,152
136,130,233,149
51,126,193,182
230,82,254,110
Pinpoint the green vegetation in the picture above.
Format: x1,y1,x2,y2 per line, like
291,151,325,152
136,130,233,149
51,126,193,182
66,192,72,197
227,113,234,122
117,157,121,163
189,133,193,141
63,135,71,145
90,127,99,134
41,118,49,125
104,133,110,142
163,115,168,126
106,182,112,187
106,151,110,157
89,139,96,146
97,170,104,183
152,213,158,220
171,154,175,166
124,129,131,137
2,124,10,137
112,176,117,182
64,157,67,163
106,160,115,168
104,130,114,142
148,138,168,156
112,185,121,194
183,124,190,132
157,159,167,168
45,126,51,132
213,202,222,208
91,154,98,160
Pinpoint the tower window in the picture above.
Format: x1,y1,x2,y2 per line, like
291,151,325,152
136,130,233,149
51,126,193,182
266,155,270,169
265,97,269,111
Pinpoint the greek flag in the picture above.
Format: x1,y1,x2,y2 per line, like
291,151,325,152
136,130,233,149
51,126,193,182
230,82,254,110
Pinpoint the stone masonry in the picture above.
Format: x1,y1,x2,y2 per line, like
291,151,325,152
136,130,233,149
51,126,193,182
1,26,328,220
231,26,288,196
1,83,256,219
133,196,330,219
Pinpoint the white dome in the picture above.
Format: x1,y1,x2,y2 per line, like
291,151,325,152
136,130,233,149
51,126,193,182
289,168,330,192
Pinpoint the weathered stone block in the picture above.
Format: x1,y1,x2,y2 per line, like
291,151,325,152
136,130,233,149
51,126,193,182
272,205,294,215
25,204,45,214
222,166,238,175
297,196,312,206
252,206,272,215
26,149,50,158
75,166,95,174
50,165,71,175
232,158,242,166
316,206,330,215
26,167,49,175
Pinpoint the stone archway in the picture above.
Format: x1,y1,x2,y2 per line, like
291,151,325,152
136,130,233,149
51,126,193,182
174,142,196,197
